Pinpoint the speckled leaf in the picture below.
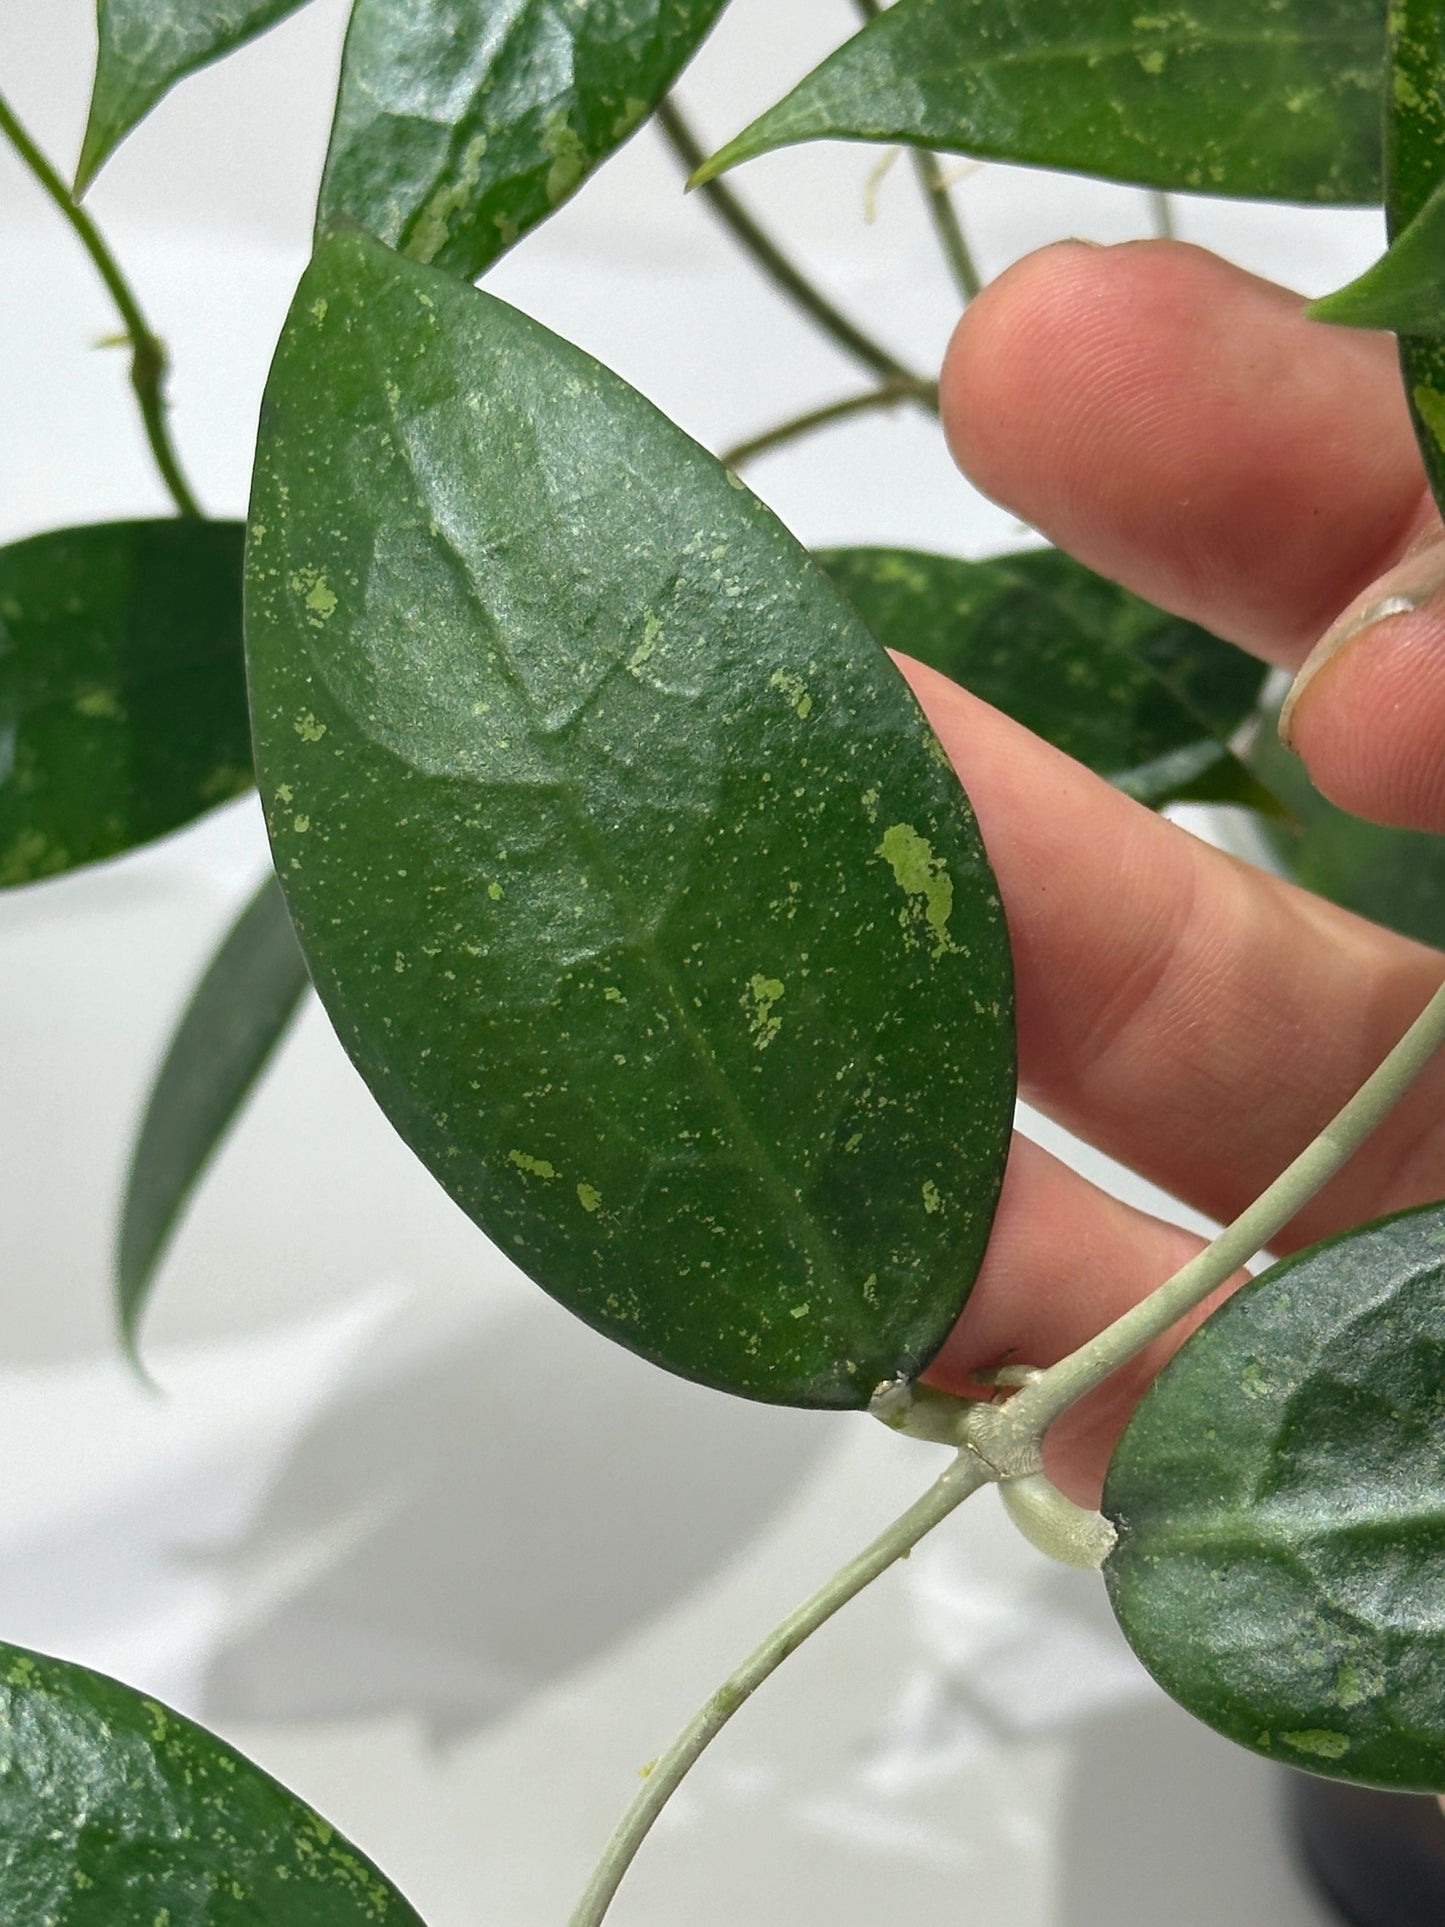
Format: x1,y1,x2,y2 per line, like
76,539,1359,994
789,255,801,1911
244,231,1015,1409
118,870,310,1359
0,1640,426,1921
77,0,317,195
1252,716,1445,947
1387,1,1445,510
0,520,253,888
697,0,1385,204
1105,1202,1445,1791
819,546,1275,813
1310,171,1445,334
316,0,731,282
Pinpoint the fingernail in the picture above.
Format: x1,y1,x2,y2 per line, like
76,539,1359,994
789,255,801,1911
1279,536,1445,749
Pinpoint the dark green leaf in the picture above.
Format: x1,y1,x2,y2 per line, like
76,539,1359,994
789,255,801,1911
1309,173,1445,334
1388,2,1445,511
119,870,310,1359
0,520,253,888
818,546,1275,813
77,0,317,195
697,0,1385,206
245,231,1015,1409
316,0,730,282
1105,1201,1445,1791
1251,718,1445,947
0,1640,426,1921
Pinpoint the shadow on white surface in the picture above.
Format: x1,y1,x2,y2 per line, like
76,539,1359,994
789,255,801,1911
198,1292,826,1742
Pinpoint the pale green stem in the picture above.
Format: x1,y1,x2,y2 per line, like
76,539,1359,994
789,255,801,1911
568,1447,990,1927
656,96,937,404
721,376,939,469
0,86,203,519
1148,189,1175,240
973,974,1445,1462
851,0,983,304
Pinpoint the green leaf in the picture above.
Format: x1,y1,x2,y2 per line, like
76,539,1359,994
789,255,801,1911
1251,719,1445,948
0,1640,426,1921
1309,173,1445,335
118,870,310,1359
0,519,253,888
316,0,731,282
818,546,1276,813
696,0,1386,206
1387,2,1445,512
245,231,1015,1409
78,0,317,195
1104,1201,1445,1792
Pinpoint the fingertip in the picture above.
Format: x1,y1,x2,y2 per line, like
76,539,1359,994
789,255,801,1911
1286,602,1445,831
939,237,1422,660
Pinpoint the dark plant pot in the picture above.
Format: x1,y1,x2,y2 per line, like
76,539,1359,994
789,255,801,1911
1289,1775,1445,1926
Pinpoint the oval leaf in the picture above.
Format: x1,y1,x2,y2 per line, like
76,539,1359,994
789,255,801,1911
119,870,311,1360
0,519,252,888
78,0,317,195
1104,1201,1445,1791
819,546,1275,813
245,231,1015,1409
1388,3,1445,511
0,1640,426,1920
696,0,1385,206
316,0,731,282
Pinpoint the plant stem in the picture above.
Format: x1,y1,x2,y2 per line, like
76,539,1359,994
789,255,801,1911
975,974,1445,1459
1148,189,1175,240
851,0,982,304
908,148,983,304
569,1447,989,1927
721,377,939,468
656,96,936,403
0,86,203,519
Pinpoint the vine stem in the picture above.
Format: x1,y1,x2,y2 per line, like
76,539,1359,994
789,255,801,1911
721,376,939,468
851,0,983,304
656,96,936,404
975,973,1445,1459
0,86,203,518
568,1448,989,1927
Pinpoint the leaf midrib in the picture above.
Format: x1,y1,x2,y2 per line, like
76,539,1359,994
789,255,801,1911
361,366,854,1330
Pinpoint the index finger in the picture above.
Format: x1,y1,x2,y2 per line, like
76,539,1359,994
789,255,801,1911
940,239,1433,665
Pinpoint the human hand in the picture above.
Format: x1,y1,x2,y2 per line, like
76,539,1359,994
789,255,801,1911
908,239,1445,1503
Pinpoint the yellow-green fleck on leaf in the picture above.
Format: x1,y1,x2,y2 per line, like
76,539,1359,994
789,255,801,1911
0,520,253,889
245,232,1015,1408
1105,1201,1445,1791
0,1639,425,1921
876,823,958,960
317,0,733,283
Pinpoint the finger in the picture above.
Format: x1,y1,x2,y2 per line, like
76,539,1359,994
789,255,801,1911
1279,525,1445,830
924,1133,1234,1506
940,239,1433,663
899,656,1445,1247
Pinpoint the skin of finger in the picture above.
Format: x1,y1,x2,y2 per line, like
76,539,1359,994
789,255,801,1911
940,240,1429,662
1288,603,1445,830
922,1132,1232,1505
899,654,1445,1249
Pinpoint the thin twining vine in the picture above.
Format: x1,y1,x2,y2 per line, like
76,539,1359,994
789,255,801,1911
570,972,1445,1927
0,87,202,520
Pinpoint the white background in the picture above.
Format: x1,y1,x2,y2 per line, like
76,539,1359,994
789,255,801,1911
0,2,1381,1920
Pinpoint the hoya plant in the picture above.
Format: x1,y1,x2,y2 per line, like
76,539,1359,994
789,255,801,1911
4,0,1445,1918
